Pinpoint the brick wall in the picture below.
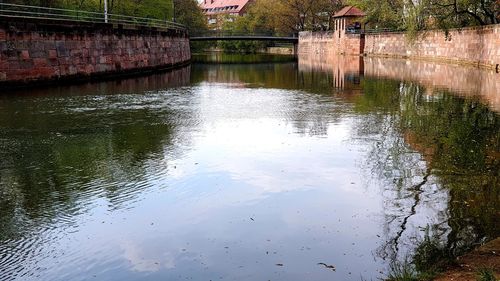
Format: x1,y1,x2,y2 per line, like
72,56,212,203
298,31,335,57
364,25,500,68
299,24,500,69
0,18,191,86
298,30,363,56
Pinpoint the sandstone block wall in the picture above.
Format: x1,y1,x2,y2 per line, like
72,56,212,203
298,31,364,57
299,24,500,69
298,31,335,57
364,25,500,68
341,34,364,55
0,18,191,85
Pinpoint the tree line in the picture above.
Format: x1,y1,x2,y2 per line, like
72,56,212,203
205,0,499,52
4,0,497,33
2,0,174,22
348,0,499,34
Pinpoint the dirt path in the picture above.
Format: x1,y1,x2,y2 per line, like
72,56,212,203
434,238,500,281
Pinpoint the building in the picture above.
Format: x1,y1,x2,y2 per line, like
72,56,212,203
200,0,254,29
332,6,366,34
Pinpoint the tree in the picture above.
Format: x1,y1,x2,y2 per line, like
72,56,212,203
273,0,344,32
429,0,499,28
4,0,175,21
173,0,208,33
347,0,407,30
347,0,499,33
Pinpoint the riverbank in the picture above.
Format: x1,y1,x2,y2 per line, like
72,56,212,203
434,238,499,281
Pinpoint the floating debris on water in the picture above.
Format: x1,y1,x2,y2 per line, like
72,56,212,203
318,263,336,271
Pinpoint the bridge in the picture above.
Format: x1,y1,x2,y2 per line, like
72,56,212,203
0,3,298,43
190,32,298,43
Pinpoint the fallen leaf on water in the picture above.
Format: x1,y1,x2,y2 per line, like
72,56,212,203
318,263,336,271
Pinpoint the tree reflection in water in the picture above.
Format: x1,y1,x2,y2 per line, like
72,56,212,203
299,53,498,270
0,67,194,274
0,55,498,280
352,78,499,267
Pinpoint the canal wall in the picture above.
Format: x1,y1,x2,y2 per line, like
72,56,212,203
364,25,500,69
298,31,363,57
0,17,191,86
299,24,500,69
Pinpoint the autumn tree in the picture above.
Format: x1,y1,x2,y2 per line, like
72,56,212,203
233,0,344,34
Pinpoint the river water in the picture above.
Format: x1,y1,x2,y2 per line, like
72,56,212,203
0,54,498,281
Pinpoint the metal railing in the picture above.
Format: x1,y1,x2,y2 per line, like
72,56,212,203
190,30,298,38
346,28,398,34
0,3,186,31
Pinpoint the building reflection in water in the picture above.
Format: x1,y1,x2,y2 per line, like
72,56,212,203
299,53,364,91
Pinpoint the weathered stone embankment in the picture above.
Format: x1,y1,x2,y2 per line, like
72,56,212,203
299,24,500,70
0,17,191,87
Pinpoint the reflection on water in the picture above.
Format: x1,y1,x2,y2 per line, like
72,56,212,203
0,54,498,281
299,53,500,111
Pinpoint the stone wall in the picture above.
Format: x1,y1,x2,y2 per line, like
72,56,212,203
299,24,500,69
0,17,191,86
298,30,363,56
298,31,335,57
364,25,500,68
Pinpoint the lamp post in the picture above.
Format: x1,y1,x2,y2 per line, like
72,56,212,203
104,0,108,23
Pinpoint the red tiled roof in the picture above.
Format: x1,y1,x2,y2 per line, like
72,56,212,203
200,0,253,15
333,6,366,18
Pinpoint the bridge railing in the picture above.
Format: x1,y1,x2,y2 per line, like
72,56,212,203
0,3,186,31
346,28,398,34
190,30,298,38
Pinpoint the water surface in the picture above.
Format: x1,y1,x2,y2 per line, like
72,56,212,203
0,54,498,281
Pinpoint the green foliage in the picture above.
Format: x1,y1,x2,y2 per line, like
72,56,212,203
4,0,174,21
476,268,497,281
173,0,207,32
429,0,499,28
173,0,209,52
412,229,455,275
387,257,419,281
347,0,499,32
215,14,268,53
347,0,405,30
